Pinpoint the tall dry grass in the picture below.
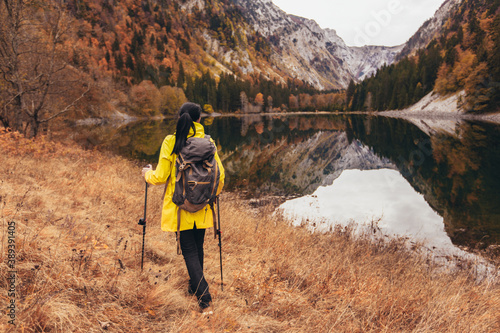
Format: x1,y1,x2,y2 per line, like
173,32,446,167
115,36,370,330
0,129,499,332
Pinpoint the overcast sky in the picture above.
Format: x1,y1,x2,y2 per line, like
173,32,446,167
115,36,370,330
271,0,446,47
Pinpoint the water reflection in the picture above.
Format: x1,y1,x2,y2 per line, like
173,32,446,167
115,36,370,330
205,115,396,196
346,116,500,250
73,113,500,251
71,119,176,161
279,169,456,254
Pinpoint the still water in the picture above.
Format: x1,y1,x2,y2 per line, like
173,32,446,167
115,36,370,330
74,114,500,253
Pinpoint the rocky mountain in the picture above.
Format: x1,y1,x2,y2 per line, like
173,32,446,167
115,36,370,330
347,45,404,81
231,0,404,89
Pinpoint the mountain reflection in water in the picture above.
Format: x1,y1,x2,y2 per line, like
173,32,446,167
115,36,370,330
279,169,457,255
74,113,500,252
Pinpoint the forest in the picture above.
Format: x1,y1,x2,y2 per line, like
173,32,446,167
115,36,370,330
0,0,347,138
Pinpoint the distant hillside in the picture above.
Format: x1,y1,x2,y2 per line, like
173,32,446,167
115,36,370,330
349,0,500,113
3,0,493,138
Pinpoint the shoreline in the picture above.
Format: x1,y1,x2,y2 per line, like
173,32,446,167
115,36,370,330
379,109,500,125
74,108,500,127
379,91,500,125
73,90,500,126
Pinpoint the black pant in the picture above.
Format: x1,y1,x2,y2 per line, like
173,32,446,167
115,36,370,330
179,225,211,307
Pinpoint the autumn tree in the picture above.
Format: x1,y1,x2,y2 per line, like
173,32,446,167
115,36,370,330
435,64,455,94
203,104,214,114
299,94,312,110
254,93,264,106
160,85,187,115
0,0,89,137
130,80,161,116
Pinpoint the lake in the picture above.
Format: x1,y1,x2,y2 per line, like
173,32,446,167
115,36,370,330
73,113,500,256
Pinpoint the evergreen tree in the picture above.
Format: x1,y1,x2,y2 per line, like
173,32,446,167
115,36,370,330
125,54,134,71
185,76,194,102
488,14,500,110
115,54,124,70
112,37,120,52
346,79,356,109
177,62,185,88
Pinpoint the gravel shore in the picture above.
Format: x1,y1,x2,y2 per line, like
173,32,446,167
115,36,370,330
379,91,500,126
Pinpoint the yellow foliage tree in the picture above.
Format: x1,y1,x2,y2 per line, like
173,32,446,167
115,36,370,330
254,93,264,106
159,85,187,115
435,64,455,94
452,49,477,87
203,104,214,114
130,80,161,116
435,50,477,95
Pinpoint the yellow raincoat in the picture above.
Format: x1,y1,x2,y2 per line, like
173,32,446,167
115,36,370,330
145,122,224,232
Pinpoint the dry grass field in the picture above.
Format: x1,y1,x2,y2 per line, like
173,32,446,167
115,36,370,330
0,129,499,332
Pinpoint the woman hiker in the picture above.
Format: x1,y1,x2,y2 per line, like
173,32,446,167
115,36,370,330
142,102,225,310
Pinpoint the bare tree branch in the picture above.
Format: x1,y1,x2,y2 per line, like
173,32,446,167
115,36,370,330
39,84,91,123
0,0,87,136
0,92,22,110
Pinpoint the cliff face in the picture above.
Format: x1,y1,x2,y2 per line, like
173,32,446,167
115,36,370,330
58,0,465,93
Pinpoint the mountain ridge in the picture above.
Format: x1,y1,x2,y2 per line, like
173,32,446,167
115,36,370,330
232,0,407,89
347,0,500,113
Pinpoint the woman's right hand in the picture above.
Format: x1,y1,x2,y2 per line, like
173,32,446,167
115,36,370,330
142,164,153,178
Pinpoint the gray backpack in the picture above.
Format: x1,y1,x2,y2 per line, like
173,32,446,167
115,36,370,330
172,135,220,253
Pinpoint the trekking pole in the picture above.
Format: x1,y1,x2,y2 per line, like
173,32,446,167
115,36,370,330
138,182,148,271
217,196,223,290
